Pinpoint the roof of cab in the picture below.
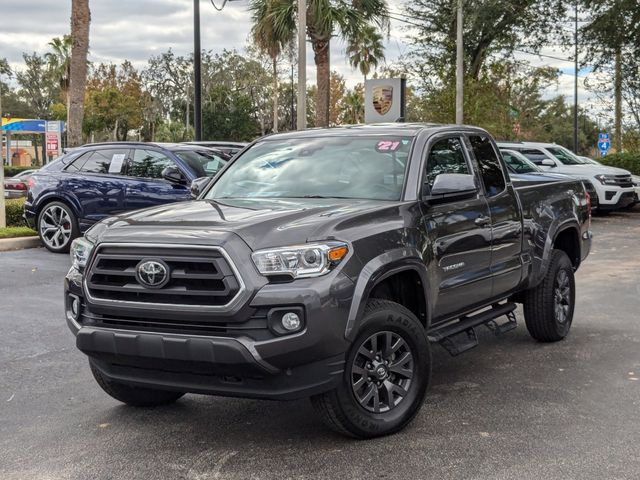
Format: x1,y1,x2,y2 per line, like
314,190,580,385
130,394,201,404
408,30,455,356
257,123,490,140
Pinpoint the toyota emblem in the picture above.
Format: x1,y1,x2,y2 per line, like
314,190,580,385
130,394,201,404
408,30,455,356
136,259,169,288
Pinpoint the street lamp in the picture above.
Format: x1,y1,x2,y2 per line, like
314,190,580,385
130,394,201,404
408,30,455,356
455,0,463,125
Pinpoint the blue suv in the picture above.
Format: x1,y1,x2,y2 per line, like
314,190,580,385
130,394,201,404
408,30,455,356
25,142,229,253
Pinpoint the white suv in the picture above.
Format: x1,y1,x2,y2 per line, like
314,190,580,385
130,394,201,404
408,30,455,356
498,141,636,211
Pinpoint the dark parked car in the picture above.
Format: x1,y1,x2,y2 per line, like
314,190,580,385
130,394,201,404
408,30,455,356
65,124,591,438
185,141,247,156
25,142,228,253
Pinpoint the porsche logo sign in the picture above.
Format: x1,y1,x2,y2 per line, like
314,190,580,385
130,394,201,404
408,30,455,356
372,85,393,115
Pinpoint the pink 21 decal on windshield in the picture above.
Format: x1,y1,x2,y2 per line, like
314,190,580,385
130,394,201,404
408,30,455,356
375,140,402,152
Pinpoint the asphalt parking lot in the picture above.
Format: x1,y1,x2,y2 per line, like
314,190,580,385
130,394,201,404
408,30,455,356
1,211,639,480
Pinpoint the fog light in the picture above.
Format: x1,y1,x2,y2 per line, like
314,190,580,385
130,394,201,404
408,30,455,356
71,297,79,318
281,312,301,331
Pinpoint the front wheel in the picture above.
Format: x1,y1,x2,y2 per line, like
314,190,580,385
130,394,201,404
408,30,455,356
37,201,79,253
311,299,431,438
523,249,576,342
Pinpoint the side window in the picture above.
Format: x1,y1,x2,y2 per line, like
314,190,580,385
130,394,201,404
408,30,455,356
519,149,548,164
65,151,92,172
78,149,128,174
424,137,470,190
469,135,506,197
128,149,176,179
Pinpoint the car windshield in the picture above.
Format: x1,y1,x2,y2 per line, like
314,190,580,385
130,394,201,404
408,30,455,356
205,136,414,201
501,151,541,173
173,150,227,177
546,146,585,165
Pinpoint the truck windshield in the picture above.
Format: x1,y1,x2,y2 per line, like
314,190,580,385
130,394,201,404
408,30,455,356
546,146,586,165
205,136,414,201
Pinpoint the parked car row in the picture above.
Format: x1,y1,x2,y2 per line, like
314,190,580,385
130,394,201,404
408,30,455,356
498,141,638,212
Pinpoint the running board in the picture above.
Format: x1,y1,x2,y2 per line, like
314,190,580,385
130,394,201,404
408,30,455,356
428,302,518,356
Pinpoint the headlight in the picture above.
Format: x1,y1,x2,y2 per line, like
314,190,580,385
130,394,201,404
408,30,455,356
251,242,349,279
70,237,95,270
594,174,618,185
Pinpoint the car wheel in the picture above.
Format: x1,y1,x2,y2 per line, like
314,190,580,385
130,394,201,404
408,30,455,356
90,361,185,407
523,249,575,342
311,299,431,438
37,201,79,253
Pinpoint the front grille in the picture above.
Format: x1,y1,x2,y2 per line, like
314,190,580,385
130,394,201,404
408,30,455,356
85,244,242,309
612,175,633,188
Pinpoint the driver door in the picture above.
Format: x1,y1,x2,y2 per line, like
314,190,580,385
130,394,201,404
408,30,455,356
419,136,493,322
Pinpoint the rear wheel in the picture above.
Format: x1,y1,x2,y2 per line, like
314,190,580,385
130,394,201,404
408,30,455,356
37,201,79,253
523,249,575,342
90,361,185,407
311,299,431,438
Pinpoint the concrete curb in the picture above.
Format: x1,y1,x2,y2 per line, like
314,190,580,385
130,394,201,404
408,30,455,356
0,236,42,252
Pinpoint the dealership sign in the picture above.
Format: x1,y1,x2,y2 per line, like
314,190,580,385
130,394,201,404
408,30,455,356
364,78,406,124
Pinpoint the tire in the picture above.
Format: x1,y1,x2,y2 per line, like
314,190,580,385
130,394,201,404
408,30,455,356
523,249,576,342
90,361,185,407
311,299,431,438
37,201,79,253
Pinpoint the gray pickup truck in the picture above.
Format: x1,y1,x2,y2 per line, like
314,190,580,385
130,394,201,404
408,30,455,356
64,124,591,438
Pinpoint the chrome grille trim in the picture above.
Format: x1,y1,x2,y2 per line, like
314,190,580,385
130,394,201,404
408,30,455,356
83,243,246,312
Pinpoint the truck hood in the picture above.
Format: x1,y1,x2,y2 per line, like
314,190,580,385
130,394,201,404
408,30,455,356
541,164,631,178
97,198,404,250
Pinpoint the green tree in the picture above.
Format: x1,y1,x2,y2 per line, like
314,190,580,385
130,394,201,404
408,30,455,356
15,53,59,119
405,0,566,81
346,24,385,81
45,35,72,114
582,0,640,151
250,0,295,132
202,85,260,141
83,61,144,141
341,86,364,124
249,0,388,127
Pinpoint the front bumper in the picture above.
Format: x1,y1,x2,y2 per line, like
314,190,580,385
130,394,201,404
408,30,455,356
65,243,357,400
594,186,636,210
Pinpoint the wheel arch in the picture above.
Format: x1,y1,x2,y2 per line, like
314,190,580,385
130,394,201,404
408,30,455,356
345,248,432,340
35,194,82,224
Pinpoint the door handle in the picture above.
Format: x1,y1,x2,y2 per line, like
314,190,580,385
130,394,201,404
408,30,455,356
475,215,491,227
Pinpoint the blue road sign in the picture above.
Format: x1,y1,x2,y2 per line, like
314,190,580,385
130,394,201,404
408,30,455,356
598,133,611,157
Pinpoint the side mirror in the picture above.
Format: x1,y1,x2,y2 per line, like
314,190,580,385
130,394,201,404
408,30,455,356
541,158,556,167
190,176,211,198
161,166,186,184
426,173,477,200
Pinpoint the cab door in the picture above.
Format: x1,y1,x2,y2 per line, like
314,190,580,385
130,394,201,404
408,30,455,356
467,134,524,297
419,136,493,321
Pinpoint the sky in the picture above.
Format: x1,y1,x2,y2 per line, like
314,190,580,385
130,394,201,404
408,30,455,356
1,0,614,130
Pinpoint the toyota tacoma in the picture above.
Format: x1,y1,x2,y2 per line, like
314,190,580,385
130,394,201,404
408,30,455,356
64,124,591,438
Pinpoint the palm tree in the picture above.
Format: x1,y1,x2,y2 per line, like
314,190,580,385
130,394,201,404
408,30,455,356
45,35,72,114
68,0,90,147
250,0,388,128
346,24,385,81
341,88,364,124
250,0,295,133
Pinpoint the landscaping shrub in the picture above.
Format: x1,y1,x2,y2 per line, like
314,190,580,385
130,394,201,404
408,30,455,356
3,165,33,177
5,198,26,227
599,153,640,176
0,226,37,239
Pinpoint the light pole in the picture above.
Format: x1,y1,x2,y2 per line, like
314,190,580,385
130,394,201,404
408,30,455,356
0,75,5,228
455,0,464,125
573,2,578,153
297,0,306,130
194,0,202,141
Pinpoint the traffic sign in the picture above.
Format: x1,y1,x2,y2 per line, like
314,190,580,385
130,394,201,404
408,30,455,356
597,132,611,157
